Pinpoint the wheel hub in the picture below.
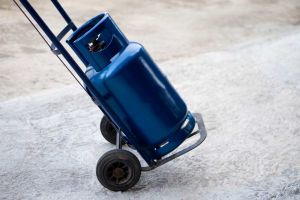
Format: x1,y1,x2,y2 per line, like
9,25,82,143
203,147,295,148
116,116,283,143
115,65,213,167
113,167,125,178
106,161,130,184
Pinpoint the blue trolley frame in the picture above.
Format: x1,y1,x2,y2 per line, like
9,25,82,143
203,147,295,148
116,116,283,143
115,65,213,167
14,0,207,171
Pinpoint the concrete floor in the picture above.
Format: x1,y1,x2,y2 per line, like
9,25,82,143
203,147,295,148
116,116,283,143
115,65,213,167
1,28,300,200
0,0,300,199
1,0,300,100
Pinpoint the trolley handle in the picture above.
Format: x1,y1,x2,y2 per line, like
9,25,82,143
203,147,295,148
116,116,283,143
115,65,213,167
16,0,117,130
20,0,77,55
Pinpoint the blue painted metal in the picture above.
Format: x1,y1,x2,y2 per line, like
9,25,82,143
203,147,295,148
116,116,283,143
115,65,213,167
19,0,197,166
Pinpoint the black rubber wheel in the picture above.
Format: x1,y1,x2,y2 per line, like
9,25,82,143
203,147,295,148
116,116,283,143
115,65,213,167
96,149,141,191
100,116,118,144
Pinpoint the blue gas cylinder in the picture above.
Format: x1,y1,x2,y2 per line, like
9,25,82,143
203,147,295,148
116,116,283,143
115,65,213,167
67,13,195,161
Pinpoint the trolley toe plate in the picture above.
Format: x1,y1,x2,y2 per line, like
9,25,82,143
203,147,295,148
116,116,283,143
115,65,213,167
141,112,207,171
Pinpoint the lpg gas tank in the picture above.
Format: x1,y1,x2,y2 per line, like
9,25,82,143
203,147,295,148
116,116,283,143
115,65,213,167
67,13,191,158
